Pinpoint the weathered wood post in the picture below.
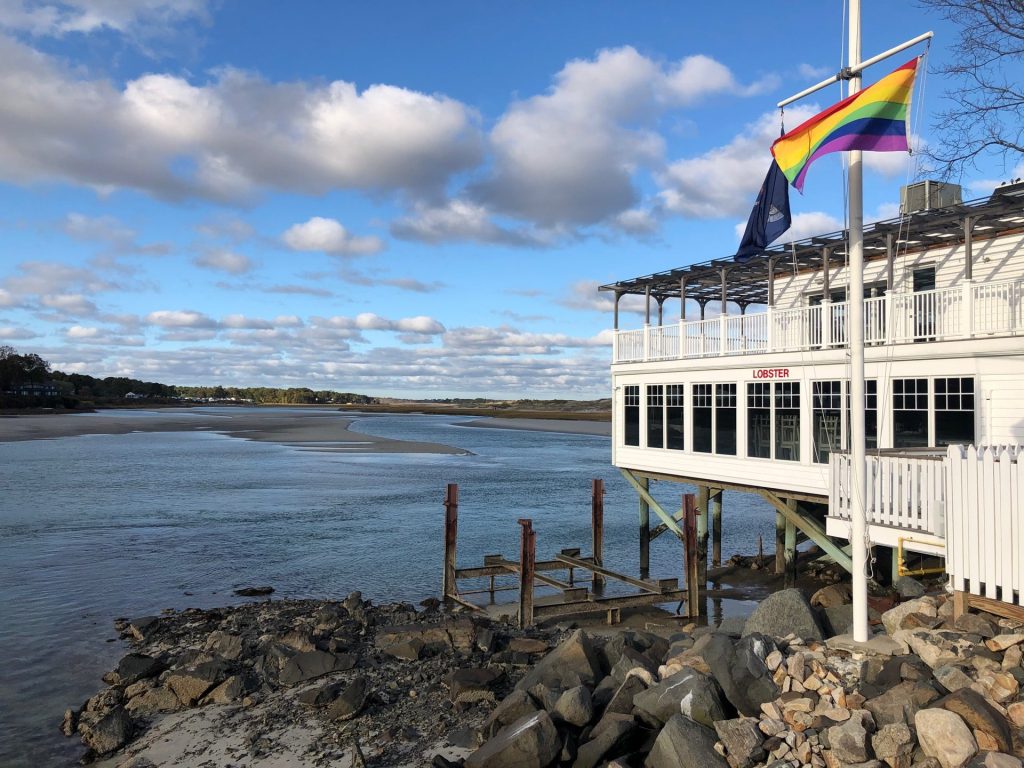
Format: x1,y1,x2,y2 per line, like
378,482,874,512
683,493,700,617
784,499,798,586
442,483,458,604
639,476,650,579
711,489,723,568
592,478,605,591
696,485,710,584
518,518,536,628
775,510,786,575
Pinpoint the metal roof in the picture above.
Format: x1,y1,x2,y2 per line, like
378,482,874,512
599,182,1024,307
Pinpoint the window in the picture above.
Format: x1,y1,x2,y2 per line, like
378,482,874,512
935,377,975,446
666,385,685,450
813,381,842,464
865,380,878,450
774,382,801,461
646,385,664,448
716,384,738,455
624,385,640,446
693,384,713,453
893,378,928,448
747,383,771,459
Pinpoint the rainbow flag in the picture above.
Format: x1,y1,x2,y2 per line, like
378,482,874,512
772,57,919,191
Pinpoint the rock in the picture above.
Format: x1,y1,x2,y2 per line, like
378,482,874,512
704,634,781,717
60,708,78,737
279,629,315,653
899,630,972,670
871,723,914,768
125,685,180,715
516,630,603,692
633,668,729,728
915,708,978,768
465,711,560,768
279,650,356,686
127,616,160,643
385,638,424,661
484,690,538,738
1007,701,1024,728
203,672,258,705
509,637,549,655
204,631,244,660
972,670,1019,703
573,715,637,768
448,725,481,750
827,715,870,764
939,688,1013,753
742,589,825,641
812,583,853,608
327,676,368,721
714,717,767,768
986,634,1024,652
374,622,472,654
604,674,647,716
644,713,728,768
953,614,997,638
610,648,658,684
107,654,165,686
233,586,274,596
934,665,975,693
446,668,502,705
78,707,132,756
165,660,231,706
882,599,937,636
552,686,593,727
968,754,1023,768
894,576,926,599
864,681,939,727
903,613,946,631
297,680,346,706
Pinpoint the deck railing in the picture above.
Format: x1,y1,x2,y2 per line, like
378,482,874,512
614,277,1023,363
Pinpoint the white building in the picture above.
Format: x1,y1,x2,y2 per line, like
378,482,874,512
603,181,1024,580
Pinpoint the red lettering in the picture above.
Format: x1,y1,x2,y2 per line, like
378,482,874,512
752,368,791,380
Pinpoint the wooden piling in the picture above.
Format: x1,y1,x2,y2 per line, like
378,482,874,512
683,493,700,618
710,489,722,568
518,518,536,628
784,498,798,585
592,479,605,591
696,485,709,584
442,483,459,604
638,476,650,579
775,510,786,575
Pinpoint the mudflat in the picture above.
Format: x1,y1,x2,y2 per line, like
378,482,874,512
456,417,611,436
0,408,466,454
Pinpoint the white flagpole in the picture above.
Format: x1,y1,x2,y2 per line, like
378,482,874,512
848,0,870,643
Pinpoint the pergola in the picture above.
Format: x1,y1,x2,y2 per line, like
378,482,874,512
600,183,1024,328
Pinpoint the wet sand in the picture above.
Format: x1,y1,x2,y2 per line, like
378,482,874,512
0,408,466,455
457,417,611,436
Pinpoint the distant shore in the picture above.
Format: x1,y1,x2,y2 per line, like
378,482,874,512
457,417,611,436
0,408,466,455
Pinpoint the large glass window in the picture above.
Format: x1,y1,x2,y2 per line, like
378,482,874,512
774,382,801,461
624,385,640,446
666,385,685,450
935,377,975,446
747,383,771,459
893,378,929,448
646,385,664,448
716,384,738,455
865,380,878,450
813,381,842,464
693,384,713,453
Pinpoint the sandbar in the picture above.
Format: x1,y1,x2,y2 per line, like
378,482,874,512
0,408,466,455
456,417,611,436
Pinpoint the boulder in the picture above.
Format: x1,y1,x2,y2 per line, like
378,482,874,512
644,713,727,768
279,650,356,686
326,676,368,721
233,586,273,596
811,583,853,608
633,668,729,728
934,665,975,693
516,630,603,692
604,674,648,716
509,637,549,655
297,680,346,706
915,708,978,768
939,688,1013,754
446,668,503,705
78,707,132,756
968,754,1023,768
714,717,766,768
898,629,973,670
572,715,637,768
894,576,926,599
985,634,1024,653
704,634,780,717
484,690,538,739
953,614,997,638
107,654,166,686
203,672,258,705
827,715,871,764
384,639,424,661
882,599,937,636
127,616,160,643
552,686,593,727
742,589,825,641
125,685,180,715
465,711,560,768
204,631,244,660
165,660,231,706
864,681,939,727
871,723,914,768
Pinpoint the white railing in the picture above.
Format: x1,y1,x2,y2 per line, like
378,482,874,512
829,451,946,537
613,277,1024,363
946,445,1024,607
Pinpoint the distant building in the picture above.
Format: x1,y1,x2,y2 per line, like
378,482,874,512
9,381,60,397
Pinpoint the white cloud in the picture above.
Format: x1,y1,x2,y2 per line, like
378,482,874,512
863,134,926,179
40,293,98,315
0,0,210,37
193,248,253,275
390,199,548,246
0,325,37,339
145,309,219,329
282,217,385,256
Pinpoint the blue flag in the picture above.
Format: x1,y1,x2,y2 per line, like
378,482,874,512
735,159,791,262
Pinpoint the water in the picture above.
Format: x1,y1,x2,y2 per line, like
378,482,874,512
0,410,774,766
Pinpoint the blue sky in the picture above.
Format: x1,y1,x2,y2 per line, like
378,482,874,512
0,0,1017,398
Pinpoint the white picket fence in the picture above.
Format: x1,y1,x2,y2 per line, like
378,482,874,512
945,444,1024,608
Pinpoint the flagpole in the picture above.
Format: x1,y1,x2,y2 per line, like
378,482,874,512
848,0,870,643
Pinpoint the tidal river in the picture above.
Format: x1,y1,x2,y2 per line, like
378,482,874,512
0,408,773,766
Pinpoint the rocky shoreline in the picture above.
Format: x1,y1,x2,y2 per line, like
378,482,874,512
62,583,1024,768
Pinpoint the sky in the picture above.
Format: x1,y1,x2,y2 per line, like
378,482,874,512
0,0,1019,399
